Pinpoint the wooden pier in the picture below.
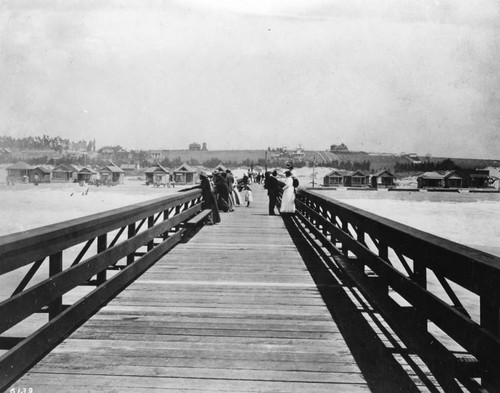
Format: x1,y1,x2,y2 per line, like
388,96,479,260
4,184,500,392
10,186,371,392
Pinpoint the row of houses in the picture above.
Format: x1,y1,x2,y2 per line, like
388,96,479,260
5,161,230,186
6,162,125,185
144,163,233,185
416,169,491,189
323,169,492,189
323,169,396,187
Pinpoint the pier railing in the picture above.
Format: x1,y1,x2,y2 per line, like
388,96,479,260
0,189,203,390
295,188,500,392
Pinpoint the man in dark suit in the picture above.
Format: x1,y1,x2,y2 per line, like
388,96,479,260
264,170,280,215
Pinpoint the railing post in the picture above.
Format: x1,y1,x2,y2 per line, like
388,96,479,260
48,251,63,319
480,291,500,391
356,228,365,271
96,234,107,284
413,261,428,333
127,223,136,265
148,215,154,251
341,219,349,256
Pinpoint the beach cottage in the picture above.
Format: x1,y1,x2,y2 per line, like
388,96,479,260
33,165,52,183
172,163,197,185
469,169,490,188
51,164,78,182
99,163,125,185
417,172,445,188
343,170,370,187
145,164,171,186
77,166,98,183
6,161,35,183
371,169,396,188
444,171,463,188
323,170,344,187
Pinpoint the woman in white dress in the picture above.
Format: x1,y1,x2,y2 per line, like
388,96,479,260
280,171,296,214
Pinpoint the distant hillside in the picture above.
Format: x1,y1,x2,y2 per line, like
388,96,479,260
161,150,267,163
158,149,500,172
418,156,500,169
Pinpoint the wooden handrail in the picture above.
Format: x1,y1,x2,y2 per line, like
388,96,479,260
0,189,204,390
295,188,500,391
0,190,201,274
298,190,500,294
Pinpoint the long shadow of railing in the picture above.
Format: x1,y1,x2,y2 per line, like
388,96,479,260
0,189,205,391
291,188,500,393
282,214,424,393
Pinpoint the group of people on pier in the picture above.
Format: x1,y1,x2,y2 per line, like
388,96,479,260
199,165,298,225
264,166,297,216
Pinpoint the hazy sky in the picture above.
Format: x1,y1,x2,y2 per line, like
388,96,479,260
1,0,499,158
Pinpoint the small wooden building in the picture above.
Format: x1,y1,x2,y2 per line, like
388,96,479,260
52,164,77,182
343,170,370,187
444,171,463,188
145,164,171,186
33,165,52,183
77,166,98,183
323,170,344,187
469,169,490,188
172,163,197,185
371,169,395,188
6,161,35,183
99,163,125,185
417,172,445,188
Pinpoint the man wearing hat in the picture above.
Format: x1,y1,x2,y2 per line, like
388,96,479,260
265,170,280,215
199,171,220,224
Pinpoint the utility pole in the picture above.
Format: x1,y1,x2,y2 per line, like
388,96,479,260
311,156,316,188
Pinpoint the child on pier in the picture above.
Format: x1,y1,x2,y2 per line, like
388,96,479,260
243,183,253,207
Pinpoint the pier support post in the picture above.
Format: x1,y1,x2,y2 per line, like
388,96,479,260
413,261,428,333
127,223,136,265
148,215,154,251
48,251,63,320
480,292,500,391
96,234,107,284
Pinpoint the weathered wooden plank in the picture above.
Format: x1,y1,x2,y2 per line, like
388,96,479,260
49,344,356,363
78,319,340,332
16,374,370,393
50,337,354,354
29,363,367,384
97,305,336,320
82,312,337,324
38,353,362,371
69,330,344,345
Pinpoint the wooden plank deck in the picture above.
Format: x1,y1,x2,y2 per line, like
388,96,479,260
13,185,372,392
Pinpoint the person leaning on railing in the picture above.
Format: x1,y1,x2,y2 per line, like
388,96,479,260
199,171,221,225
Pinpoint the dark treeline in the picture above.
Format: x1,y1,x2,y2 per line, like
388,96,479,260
0,135,95,152
395,158,458,172
325,160,371,171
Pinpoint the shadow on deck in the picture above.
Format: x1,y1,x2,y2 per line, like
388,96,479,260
282,214,439,393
